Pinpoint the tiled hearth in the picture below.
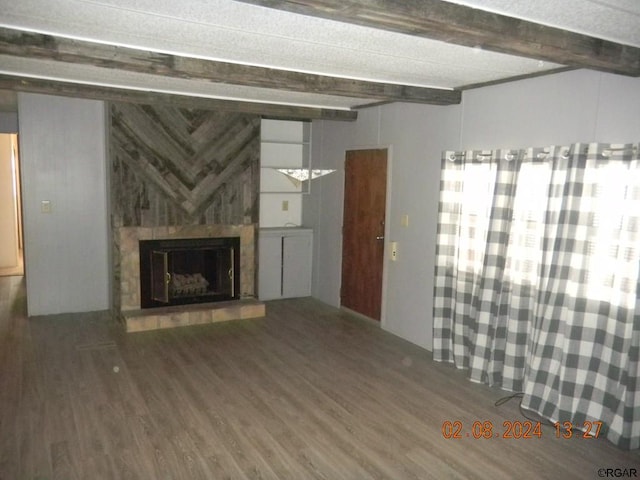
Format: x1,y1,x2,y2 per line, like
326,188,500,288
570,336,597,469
116,224,265,332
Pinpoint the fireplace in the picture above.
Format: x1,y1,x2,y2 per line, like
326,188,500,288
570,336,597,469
116,225,262,332
139,237,240,308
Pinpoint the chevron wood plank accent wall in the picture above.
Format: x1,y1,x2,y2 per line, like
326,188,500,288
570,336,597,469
109,103,261,314
110,102,260,228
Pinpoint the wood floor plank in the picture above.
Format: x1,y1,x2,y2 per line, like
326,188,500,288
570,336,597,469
50,439,79,480
189,324,378,478
1,277,639,479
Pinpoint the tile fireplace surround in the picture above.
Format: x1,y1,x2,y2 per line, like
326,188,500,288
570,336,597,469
117,224,265,333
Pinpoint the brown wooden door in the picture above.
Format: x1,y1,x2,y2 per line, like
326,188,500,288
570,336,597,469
341,148,387,321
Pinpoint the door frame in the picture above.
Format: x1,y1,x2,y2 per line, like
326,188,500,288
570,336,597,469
0,133,24,277
340,144,393,327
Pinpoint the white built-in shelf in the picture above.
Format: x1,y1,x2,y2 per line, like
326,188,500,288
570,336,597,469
259,119,311,228
260,120,311,195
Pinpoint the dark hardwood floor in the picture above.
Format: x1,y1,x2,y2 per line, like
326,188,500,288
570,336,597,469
0,275,638,479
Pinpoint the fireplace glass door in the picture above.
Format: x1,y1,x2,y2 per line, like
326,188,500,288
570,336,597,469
151,250,169,303
140,237,240,308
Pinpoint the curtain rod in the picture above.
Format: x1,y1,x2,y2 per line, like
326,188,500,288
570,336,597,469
447,144,638,162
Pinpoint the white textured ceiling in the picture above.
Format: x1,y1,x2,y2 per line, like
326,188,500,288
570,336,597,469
446,0,640,47
0,0,638,111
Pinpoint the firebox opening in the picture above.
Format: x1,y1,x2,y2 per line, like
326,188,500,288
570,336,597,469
139,237,240,309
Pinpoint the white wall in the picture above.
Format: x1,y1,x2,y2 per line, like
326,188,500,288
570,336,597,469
18,93,110,316
305,108,376,307
309,69,640,351
308,105,461,349
459,69,640,147
378,103,462,346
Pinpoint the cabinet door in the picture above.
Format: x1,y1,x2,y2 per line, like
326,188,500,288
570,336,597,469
282,234,312,298
258,235,283,300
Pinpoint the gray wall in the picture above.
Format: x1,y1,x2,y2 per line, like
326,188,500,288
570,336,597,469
308,69,640,351
18,93,110,316
0,112,18,133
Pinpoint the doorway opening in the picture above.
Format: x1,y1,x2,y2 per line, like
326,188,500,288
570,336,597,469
0,134,23,277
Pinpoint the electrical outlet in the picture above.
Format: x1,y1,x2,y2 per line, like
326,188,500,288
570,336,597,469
282,200,289,211
390,242,398,261
41,200,52,213
401,214,409,227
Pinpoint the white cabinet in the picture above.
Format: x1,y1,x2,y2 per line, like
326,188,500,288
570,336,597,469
258,228,313,300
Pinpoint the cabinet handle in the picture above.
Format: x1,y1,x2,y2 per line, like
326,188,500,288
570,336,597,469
376,236,385,240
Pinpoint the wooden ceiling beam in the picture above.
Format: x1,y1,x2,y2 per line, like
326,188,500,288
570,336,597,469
0,27,460,105
237,0,640,77
0,75,358,121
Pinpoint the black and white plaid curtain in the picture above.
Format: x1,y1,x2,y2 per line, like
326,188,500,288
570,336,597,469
433,143,640,449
